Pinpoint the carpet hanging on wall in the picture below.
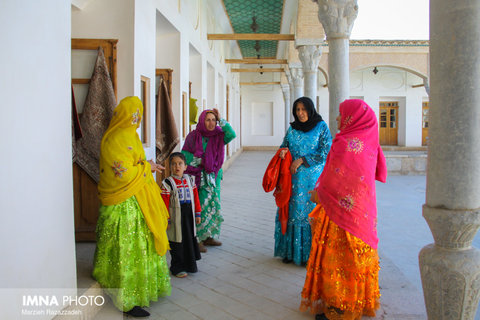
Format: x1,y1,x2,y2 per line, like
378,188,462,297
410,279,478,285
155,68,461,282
74,47,116,183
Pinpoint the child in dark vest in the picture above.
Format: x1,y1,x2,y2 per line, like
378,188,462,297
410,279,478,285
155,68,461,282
161,152,202,278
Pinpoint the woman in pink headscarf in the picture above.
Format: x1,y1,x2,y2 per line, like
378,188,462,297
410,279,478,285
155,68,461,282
300,99,387,320
182,109,236,253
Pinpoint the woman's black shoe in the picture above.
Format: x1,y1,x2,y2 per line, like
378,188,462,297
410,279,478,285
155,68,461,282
282,257,293,264
315,314,328,320
124,306,150,317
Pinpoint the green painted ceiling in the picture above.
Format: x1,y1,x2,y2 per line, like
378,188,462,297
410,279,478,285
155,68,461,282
222,0,284,58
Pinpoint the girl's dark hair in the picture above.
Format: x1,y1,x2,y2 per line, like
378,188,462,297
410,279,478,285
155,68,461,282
169,152,186,164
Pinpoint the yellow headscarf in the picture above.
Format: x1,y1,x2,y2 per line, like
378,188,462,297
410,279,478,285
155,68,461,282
98,96,170,256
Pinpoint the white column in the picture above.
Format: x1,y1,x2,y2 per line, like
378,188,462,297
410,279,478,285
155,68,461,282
286,71,295,123
419,1,480,319
312,0,358,135
281,84,291,133
289,64,304,101
0,0,76,296
297,41,322,104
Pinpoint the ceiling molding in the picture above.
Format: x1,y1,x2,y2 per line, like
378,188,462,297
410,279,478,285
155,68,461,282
349,40,430,47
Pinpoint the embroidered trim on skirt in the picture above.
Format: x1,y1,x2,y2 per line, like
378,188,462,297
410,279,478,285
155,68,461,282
300,205,380,319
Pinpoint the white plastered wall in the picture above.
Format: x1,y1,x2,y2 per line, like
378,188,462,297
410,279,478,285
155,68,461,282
72,0,242,161
148,0,240,156
350,67,428,146
207,62,216,108
0,0,76,307
241,84,285,147
189,43,203,124
155,10,182,156
72,0,135,101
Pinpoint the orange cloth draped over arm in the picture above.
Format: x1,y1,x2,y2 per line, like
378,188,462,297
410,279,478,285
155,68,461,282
98,96,170,256
262,148,292,234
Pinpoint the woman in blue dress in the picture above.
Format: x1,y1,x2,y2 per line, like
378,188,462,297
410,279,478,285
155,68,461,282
275,96,332,266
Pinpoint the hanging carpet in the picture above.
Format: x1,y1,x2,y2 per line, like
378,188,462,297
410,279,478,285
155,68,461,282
156,76,179,163
74,47,116,183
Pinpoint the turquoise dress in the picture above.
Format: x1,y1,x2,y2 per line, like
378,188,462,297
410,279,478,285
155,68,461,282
274,121,332,265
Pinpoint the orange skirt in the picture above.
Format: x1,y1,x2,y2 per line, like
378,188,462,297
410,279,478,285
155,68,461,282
300,205,380,320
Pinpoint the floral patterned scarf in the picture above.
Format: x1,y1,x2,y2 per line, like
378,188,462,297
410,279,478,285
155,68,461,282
98,96,170,255
315,99,387,248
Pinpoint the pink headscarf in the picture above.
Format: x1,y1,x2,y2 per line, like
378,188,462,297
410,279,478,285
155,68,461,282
182,110,225,185
315,99,387,249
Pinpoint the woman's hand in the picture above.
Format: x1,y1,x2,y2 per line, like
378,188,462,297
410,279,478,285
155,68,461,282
195,217,201,224
191,156,202,167
308,190,319,204
148,160,165,173
211,108,220,122
279,148,288,159
290,158,303,174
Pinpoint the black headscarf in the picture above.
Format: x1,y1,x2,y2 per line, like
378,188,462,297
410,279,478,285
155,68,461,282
290,97,323,132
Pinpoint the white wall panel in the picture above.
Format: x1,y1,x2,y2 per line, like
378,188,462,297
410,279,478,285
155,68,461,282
252,102,274,136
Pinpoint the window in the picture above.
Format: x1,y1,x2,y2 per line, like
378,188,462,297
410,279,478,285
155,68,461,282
422,102,429,129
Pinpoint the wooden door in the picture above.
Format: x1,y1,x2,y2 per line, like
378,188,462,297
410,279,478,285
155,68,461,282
422,102,429,146
379,102,398,145
73,163,101,241
72,39,118,241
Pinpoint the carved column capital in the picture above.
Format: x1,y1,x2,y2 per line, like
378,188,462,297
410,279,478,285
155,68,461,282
285,71,293,86
297,45,322,73
312,0,358,39
289,66,304,86
280,84,290,95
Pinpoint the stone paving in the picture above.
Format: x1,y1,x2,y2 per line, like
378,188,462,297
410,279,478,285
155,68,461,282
80,150,438,319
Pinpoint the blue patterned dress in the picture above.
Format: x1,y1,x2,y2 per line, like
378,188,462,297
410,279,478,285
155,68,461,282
274,121,332,265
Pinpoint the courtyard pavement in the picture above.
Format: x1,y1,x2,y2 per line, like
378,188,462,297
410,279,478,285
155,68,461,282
77,150,480,319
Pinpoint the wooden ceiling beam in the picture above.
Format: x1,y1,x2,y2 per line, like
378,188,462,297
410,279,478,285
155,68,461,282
232,68,284,73
225,59,288,64
208,33,295,41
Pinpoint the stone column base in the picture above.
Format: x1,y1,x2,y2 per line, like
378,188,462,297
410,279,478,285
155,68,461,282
419,245,480,319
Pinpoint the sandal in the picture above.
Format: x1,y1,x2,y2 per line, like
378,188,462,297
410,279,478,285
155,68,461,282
198,242,207,253
204,237,222,246
124,306,150,317
175,271,188,278
282,257,293,264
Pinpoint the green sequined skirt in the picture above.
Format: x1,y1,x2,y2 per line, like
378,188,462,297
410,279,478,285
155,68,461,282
93,196,171,311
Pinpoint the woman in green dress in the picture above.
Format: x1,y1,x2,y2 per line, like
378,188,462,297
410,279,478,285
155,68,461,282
182,109,236,252
93,96,171,317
